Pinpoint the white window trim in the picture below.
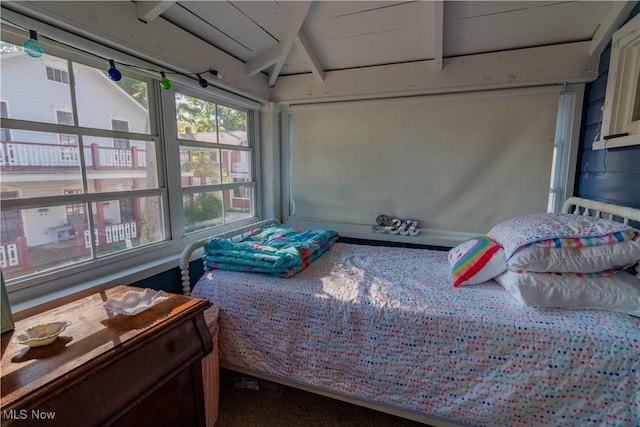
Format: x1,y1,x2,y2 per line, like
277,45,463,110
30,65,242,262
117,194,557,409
593,14,640,150
548,84,583,213
162,85,260,242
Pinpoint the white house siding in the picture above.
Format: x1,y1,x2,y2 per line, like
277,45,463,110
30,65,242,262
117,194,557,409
1,53,149,148
1,55,70,144
73,63,149,140
1,52,151,248
19,181,75,246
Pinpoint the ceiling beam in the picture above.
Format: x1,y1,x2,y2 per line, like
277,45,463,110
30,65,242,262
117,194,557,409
245,2,314,85
590,0,637,57
136,1,175,24
246,43,281,76
272,41,598,103
295,29,325,83
267,1,313,87
432,0,443,71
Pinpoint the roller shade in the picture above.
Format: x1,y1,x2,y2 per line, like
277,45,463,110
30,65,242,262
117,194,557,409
289,87,561,234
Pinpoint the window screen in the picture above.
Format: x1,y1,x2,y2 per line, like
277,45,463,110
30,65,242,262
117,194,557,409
289,87,561,234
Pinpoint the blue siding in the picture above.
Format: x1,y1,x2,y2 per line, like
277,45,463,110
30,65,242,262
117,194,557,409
575,5,640,209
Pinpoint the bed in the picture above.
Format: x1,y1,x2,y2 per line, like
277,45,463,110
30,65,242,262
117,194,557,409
180,197,640,427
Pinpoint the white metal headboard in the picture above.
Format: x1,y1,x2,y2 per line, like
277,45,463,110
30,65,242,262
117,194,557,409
179,218,280,295
561,197,640,224
562,197,640,280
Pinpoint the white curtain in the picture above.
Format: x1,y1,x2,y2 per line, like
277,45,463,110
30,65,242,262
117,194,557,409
289,87,561,234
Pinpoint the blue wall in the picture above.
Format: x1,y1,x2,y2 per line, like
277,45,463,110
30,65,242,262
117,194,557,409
575,5,640,209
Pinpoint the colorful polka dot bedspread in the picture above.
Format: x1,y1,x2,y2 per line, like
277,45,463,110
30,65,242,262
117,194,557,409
191,243,640,427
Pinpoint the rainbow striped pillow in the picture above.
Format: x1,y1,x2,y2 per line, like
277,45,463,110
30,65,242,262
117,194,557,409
448,236,506,287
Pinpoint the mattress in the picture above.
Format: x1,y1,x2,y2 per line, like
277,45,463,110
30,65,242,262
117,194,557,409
191,243,640,427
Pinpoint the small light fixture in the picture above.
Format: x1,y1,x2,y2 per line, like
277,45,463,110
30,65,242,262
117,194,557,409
22,30,44,58
159,72,172,90
107,60,122,81
197,73,208,88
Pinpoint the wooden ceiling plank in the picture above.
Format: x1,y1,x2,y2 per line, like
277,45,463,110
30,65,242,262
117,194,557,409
136,1,175,24
432,0,443,71
268,1,313,87
295,29,325,82
590,0,637,57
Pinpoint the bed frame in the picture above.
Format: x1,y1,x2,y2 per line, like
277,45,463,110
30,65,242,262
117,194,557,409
178,197,640,426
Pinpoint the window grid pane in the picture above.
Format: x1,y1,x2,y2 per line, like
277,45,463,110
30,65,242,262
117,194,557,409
175,91,255,234
0,40,164,283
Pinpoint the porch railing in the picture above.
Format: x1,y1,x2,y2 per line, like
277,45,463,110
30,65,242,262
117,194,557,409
0,221,138,271
0,141,147,169
83,221,139,248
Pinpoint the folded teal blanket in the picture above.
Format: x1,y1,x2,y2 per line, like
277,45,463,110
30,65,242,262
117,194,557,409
203,225,339,277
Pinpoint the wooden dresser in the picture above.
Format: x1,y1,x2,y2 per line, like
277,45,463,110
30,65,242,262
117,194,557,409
1,286,212,426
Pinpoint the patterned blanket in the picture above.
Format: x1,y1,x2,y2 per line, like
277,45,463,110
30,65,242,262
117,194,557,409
193,243,640,427
203,225,338,277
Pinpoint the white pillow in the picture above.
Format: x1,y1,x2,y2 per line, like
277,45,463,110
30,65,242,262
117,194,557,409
508,239,640,273
447,236,506,287
495,270,640,317
488,212,638,258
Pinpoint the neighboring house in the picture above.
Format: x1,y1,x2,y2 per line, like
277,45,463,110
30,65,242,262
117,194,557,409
179,129,251,211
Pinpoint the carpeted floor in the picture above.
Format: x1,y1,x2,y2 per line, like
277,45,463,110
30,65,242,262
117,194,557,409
216,370,429,427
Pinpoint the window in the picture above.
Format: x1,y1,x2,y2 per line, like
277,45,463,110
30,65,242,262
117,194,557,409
111,119,130,149
0,34,260,302
173,91,256,234
0,192,21,269
0,40,163,283
593,14,640,150
56,110,78,145
46,65,69,84
1,102,10,142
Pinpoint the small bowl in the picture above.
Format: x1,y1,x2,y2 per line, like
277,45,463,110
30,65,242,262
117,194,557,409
11,321,71,347
103,289,167,316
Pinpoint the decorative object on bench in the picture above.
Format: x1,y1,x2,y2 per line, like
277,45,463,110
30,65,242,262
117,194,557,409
372,215,420,235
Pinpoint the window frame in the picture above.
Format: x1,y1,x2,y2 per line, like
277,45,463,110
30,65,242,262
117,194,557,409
593,14,640,150
45,64,70,84
1,101,11,142
0,34,172,298
161,85,260,242
0,28,262,316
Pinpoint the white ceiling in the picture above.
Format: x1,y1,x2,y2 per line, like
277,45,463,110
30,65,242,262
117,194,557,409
138,1,635,87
